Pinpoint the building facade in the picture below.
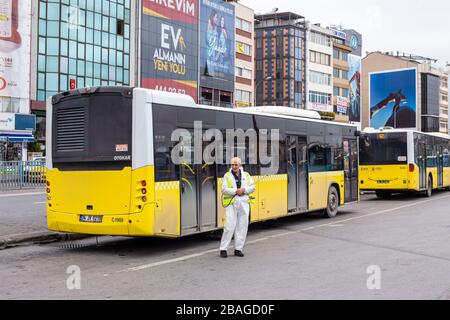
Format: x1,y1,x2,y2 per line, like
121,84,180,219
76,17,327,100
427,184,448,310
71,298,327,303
254,12,306,108
233,1,254,107
328,27,362,125
0,0,34,161
362,52,448,133
439,69,449,134
30,0,134,157
305,24,333,114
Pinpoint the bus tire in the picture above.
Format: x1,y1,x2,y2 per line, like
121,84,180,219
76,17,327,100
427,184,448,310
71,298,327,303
426,175,433,197
324,186,339,219
375,191,391,198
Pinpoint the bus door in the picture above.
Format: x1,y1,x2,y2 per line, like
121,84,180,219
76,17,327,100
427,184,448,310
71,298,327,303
417,141,427,190
437,146,444,187
199,138,217,231
344,139,359,203
180,131,217,235
287,136,308,213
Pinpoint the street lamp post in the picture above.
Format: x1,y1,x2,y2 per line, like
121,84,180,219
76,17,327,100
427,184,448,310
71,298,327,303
254,76,273,107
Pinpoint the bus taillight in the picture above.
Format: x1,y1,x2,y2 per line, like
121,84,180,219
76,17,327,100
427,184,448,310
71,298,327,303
141,180,147,187
409,164,415,172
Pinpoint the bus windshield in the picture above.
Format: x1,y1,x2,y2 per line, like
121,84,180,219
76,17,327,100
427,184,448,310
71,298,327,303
360,132,408,165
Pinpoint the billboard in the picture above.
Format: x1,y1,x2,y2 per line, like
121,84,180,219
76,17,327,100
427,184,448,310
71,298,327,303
199,0,235,92
15,114,36,131
348,54,361,122
370,69,417,129
0,112,14,131
140,0,199,101
344,30,362,57
0,0,31,102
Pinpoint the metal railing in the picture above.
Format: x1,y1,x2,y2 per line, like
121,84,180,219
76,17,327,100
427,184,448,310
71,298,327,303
0,161,46,190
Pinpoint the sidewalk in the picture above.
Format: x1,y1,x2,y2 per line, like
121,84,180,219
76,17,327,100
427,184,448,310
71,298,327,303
0,188,90,250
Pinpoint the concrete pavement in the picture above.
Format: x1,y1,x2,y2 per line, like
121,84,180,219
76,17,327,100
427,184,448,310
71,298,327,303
0,189,87,249
1,191,450,299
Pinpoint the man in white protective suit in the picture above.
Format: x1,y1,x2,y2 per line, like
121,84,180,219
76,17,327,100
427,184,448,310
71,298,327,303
220,157,256,258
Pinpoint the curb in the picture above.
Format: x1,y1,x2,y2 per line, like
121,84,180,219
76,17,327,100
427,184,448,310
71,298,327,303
0,232,93,250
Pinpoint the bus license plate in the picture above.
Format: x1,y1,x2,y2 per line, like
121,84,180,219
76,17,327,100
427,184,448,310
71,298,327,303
80,215,103,223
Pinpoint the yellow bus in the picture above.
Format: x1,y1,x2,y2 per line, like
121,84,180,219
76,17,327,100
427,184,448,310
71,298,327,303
360,128,450,198
46,87,359,237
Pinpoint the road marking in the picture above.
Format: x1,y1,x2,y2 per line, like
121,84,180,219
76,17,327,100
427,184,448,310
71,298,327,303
34,202,46,204
0,192,45,198
110,193,450,275
110,249,219,275
300,194,450,232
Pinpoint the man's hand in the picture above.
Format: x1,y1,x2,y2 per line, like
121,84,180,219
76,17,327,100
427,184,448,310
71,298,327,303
236,188,246,196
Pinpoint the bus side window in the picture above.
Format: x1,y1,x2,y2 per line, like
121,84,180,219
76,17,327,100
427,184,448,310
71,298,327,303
309,145,330,172
444,148,449,167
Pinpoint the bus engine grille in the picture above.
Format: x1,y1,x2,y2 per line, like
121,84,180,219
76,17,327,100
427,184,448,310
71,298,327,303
56,107,86,152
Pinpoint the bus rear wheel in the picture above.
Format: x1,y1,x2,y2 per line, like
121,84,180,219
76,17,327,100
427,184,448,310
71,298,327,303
324,186,339,219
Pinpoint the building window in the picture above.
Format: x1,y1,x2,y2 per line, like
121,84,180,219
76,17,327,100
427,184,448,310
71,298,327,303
333,86,340,96
333,68,340,78
309,50,330,66
309,71,331,86
341,88,349,98
333,48,340,59
256,60,263,71
236,41,252,56
309,91,331,105
342,51,349,61
117,19,124,36
235,66,252,79
341,70,349,80
235,89,251,107
236,17,251,32
309,32,330,47
37,0,131,100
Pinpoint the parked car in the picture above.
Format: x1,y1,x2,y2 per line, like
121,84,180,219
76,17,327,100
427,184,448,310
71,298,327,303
24,157,46,183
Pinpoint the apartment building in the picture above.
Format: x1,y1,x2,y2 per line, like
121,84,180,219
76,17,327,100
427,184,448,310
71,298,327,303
306,24,333,114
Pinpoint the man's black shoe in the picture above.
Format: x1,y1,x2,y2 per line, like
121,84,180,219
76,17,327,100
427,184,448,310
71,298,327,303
220,251,228,258
235,250,245,257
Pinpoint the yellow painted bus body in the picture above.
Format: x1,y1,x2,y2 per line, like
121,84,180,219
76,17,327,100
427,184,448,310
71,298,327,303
48,167,347,237
360,165,450,192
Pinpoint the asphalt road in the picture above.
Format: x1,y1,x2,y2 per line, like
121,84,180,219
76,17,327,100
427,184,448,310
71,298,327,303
0,191,46,237
1,191,450,300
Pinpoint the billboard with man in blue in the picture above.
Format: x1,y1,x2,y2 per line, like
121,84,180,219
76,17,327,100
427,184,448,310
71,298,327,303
370,69,417,129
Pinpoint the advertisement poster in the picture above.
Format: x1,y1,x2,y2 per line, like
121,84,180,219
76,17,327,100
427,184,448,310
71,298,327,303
348,54,361,123
0,0,31,102
140,0,199,101
370,69,417,129
200,0,235,92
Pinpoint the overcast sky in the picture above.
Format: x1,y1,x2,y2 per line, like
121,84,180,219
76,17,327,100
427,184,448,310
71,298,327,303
240,0,450,67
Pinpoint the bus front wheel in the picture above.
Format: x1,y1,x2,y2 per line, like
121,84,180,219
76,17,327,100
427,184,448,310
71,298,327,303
324,186,339,219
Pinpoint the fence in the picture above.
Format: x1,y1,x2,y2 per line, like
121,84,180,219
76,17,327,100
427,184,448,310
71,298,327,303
0,161,46,190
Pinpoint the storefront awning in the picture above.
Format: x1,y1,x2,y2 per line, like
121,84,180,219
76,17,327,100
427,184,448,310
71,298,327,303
0,133,35,143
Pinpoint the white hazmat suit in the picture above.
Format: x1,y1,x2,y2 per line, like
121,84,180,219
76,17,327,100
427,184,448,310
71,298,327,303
220,168,256,252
